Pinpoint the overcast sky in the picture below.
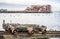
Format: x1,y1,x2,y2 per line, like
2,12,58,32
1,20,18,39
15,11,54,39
0,0,60,11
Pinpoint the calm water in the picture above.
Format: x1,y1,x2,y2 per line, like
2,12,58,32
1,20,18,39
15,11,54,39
1,12,60,30
0,12,60,39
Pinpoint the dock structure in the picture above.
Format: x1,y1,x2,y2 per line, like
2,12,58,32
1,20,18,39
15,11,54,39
0,31,60,37
0,31,60,39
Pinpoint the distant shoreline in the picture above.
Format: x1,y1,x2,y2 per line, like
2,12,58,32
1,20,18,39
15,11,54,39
0,11,51,13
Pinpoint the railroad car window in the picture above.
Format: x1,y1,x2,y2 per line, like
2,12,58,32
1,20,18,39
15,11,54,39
31,38,35,39
37,38,48,39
